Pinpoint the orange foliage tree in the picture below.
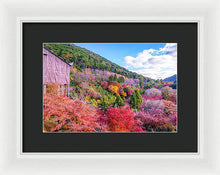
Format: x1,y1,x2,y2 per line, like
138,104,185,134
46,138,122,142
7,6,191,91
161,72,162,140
108,85,119,95
109,81,121,88
46,83,60,95
120,90,127,99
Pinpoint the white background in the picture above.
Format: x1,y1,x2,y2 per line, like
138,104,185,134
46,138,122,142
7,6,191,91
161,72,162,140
0,0,220,174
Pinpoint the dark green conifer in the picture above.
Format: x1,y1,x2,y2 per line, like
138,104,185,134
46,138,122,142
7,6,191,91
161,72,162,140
130,90,143,111
108,75,114,82
115,95,125,107
113,74,117,81
139,77,144,88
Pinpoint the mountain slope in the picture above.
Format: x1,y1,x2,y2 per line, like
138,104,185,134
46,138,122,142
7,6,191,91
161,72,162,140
163,74,177,82
44,43,150,81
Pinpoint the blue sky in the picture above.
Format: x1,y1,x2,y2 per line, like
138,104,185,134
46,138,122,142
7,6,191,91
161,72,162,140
74,43,177,79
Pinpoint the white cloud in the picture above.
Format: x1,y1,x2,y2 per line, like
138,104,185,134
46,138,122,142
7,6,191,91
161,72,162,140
124,43,177,79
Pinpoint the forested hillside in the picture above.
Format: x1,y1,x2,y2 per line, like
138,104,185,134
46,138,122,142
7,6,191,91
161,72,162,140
44,43,149,81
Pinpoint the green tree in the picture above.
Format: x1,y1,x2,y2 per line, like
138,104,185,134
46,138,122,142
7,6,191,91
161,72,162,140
136,89,143,108
117,76,125,83
106,63,111,71
90,99,98,107
144,83,154,89
130,91,137,109
130,90,143,111
100,95,109,110
139,77,144,88
108,75,114,82
72,55,78,66
113,74,117,81
156,79,161,84
123,86,131,93
58,48,63,56
100,63,105,70
99,95,116,110
114,95,125,107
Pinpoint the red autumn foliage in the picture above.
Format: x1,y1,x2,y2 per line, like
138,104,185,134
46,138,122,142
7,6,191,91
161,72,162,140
128,89,133,96
109,81,121,88
103,105,143,132
43,94,103,132
101,81,108,89
174,114,177,123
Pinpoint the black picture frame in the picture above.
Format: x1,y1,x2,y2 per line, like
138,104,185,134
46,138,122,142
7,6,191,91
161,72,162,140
22,23,198,153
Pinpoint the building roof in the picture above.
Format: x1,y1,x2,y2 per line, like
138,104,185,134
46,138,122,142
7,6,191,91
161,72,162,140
43,47,71,66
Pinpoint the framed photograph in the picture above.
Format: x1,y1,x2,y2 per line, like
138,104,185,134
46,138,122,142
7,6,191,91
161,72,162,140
42,42,178,134
22,22,197,152
1,0,220,175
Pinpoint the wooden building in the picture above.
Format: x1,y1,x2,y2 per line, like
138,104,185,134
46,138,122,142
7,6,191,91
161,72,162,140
43,47,71,95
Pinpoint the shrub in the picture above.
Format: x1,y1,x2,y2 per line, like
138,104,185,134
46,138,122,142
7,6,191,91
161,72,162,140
88,87,102,99
123,86,130,93
161,86,176,103
137,98,177,131
161,86,172,101
162,99,176,117
109,81,121,88
161,86,172,91
100,95,109,110
100,95,116,110
101,81,108,89
124,78,140,87
43,94,102,132
128,89,133,96
168,89,177,103
134,111,176,132
69,89,78,98
108,85,119,95
117,76,125,83
71,67,78,73
45,83,60,95
120,90,127,99
70,71,96,86
105,105,143,132
141,99,176,118
141,99,164,117
157,84,163,89
144,88,162,99
90,98,98,107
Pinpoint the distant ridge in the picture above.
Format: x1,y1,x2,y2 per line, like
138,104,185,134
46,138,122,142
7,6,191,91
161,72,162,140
163,74,177,82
